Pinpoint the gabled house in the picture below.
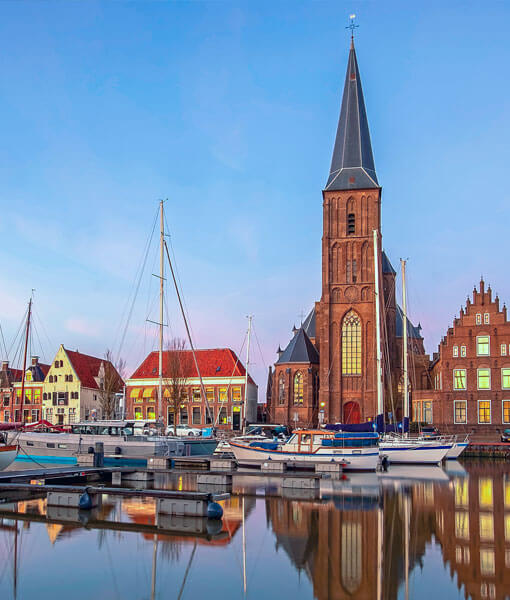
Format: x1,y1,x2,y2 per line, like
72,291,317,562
42,345,124,425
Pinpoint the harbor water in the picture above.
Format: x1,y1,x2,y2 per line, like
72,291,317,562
0,459,508,599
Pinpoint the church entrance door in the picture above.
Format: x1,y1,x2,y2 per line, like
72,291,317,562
343,401,361,424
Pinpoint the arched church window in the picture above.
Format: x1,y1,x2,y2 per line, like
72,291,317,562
293,372,303,405
278,375,285,405
342,311,361,375
347,213,355,235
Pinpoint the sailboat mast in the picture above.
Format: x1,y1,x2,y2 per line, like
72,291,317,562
401,259,409,432
244,316,252,432
19,298,32,424
158,200,164,423
373,230,383,416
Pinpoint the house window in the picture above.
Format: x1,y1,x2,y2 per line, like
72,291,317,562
502,344,507,356
461,346,466,357
453,346,458,357
134,406,143,420
484,313,490,324
278,376,285,405
2,395,9,407
477,369,491,390
422,401,432,423
31,409,39,422
33,389,41,402
232,387,242,402
147,406,155,420
454,401,467,424
206,388,214,403
503,401,510,424
477,335,490,356
476,314,482,325
342,311,361,375
217,406,227,425
179,406,188,424
478,400,491,424
192,388,201,402
192,407,201,425
347,213,355,235
293,372,303,405
54,360,59,368
502,369,510,389
219,388,227,402
4,411,9,422
59,360,63,367
453,369,466,390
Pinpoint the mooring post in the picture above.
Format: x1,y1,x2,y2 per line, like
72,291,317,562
94,442,104,467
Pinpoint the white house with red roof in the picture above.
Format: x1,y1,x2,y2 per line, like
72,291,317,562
125,348,257,430
42,345,124,425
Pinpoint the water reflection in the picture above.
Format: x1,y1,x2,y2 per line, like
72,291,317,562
0,461,509,599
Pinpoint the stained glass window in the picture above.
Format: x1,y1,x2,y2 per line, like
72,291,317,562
293,372,303,405
342,311,361,375
278,376,285,405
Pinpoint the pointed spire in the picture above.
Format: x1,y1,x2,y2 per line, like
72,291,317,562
325,41,378,191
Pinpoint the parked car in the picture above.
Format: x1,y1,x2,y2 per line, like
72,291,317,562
165,425,202,437
501,429,510,443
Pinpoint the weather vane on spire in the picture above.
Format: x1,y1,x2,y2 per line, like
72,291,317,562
346,14,358,45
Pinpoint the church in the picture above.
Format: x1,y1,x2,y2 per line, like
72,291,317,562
266,38,430,429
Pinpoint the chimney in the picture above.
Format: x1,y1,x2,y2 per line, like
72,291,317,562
31,356,39,367
1,361,8,371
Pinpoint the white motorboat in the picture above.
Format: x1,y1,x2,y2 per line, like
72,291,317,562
379,436,451,464
230,430,381,471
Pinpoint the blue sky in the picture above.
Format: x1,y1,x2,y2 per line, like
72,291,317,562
1,1,509,395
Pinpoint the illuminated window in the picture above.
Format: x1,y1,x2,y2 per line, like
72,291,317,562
293,372,303,405
461,345,466,357
477,336,490,356
278,375,285,405
484,313,490,324
453,346,458,357
455,511,469,539
505,478,510,508
454,401,467,424
478,369,491,390
217,406,227,425
192,388,201,402
503,401,510,424
502,369,510,389
476,314,482,325
134,406,143,420
219,388,227,402
479,513,494,540
480,549,495,576
455,479,468,507
478,401,491,424
342,311,361,375
423,401,432,423
453,369,466,390
479,478,493,507
232,387,242,402
505,515,510,541
502,344,507,356
147,406,155,420
206,388,214,403
33,389,41,402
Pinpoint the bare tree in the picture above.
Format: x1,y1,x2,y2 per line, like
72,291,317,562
97,349,125,420
163,338,192,435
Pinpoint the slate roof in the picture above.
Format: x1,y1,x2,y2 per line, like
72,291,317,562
276,328,319,365
302,308,316,339
65,348,123,390
129,348,256,385
382,251,396,275
325,41,379,191
396,306,423,340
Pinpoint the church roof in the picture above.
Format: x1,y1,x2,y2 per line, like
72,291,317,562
325,41,379,191
276,328,319,365
396,306,422,340
382,251,396,275
302,308,316,339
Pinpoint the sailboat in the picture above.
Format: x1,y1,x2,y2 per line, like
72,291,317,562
378,256,452,464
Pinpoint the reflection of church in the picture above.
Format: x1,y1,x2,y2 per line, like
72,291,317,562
267,39,428,428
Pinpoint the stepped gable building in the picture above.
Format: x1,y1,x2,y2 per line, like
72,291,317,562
267,40,427,428
0,357,49,423
413,279,510,432
125,348,257,430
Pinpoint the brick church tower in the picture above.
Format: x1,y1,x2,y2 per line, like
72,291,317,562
315,39,384,424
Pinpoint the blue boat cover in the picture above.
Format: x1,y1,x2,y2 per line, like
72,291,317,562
248,441,279,451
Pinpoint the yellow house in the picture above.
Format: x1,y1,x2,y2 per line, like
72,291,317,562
42,345,123,426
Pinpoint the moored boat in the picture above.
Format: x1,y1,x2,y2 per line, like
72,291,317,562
230,430,381,471
379,436,451,465
0,443,17,470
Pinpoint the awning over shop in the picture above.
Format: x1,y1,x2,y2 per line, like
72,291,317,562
130,388,142,399
143,387,156,399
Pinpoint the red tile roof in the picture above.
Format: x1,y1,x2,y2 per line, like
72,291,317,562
65,348,123,390
129,348,255,384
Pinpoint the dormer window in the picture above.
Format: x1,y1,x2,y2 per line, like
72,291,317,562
484,313,490,324
347,213,355,235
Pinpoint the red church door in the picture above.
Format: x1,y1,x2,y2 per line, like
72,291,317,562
343,401,361,424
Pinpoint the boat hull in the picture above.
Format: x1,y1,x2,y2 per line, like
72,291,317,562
0,445,17,470
380,443,451,464
230,442,380,471
445,442,469,459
